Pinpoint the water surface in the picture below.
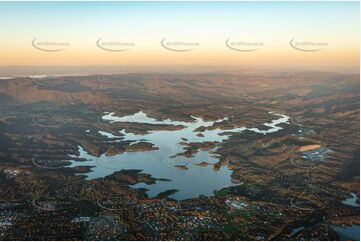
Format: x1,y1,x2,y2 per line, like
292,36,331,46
70,111,290,199
342,193,359,207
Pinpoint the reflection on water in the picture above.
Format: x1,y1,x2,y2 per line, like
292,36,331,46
69,111,290,200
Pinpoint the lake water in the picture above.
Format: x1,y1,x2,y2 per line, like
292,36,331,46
291,226,304,236
69,111,290,200
332,225,360,241
342,193,359,207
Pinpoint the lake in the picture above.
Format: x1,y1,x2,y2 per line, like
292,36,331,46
69,111,290,200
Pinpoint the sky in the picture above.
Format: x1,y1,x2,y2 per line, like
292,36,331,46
0,1,359,71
